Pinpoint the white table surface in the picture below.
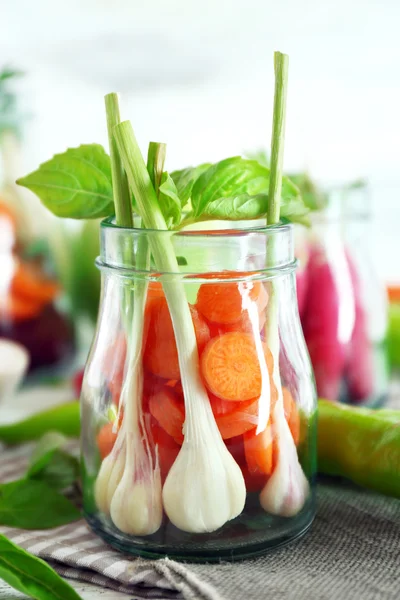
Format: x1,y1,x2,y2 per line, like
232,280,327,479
1,379,399,599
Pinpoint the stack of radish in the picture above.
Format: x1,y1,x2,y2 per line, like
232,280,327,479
297,237,375,404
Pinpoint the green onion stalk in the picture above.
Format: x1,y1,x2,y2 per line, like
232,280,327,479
113,122,246,534
259,52,310,516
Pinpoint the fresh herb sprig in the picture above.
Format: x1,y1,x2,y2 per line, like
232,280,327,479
0,432,80,529
0,533,83,600
17,154,309,228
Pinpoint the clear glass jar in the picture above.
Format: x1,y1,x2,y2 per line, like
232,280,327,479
81,218,317,561
298,191,389,406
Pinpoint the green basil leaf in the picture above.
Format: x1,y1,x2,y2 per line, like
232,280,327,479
16,144,114,219
27,433,80,491
201,194,267,221
170,163,212,207
0,533,83,600
158,172,181,227
191,156,309,225
0,402,80,446
27,432,69,477
31,452,80,491
0,480,80,529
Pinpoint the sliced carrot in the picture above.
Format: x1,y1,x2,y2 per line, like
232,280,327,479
148,388,185,443
0,292,44,322
283,387,301,445
242,466,268,492
0,201,17,231
210,393,259,439
165,378,184,397
225,435,266,492
96,422,118,459
243,421,274,476
144,297,210,380
201,332,275,402
196,271,262,325
208,286,268,336
388,286,400,304
149,417,180,482
12,260,59,304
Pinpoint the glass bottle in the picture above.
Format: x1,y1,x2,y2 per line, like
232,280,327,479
81,218,317,561
298,186,389,406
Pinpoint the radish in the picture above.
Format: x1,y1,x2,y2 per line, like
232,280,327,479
344,251,374,402
301,239,354,401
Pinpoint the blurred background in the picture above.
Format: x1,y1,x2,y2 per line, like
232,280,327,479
0,0,399,403
1,0,399,278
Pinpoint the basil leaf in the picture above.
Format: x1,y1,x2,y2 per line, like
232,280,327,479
170,163,212,207
0,401,80,445
158,172,181,227
0,480,80,529
191,156,309,225
27,432,79,491
16,144,114,219
0,533,83,600
27,432,69,477
201,194,267,221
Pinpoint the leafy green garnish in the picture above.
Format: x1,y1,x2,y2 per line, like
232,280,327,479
288,172,327,211
170,163,212,208
27,432,79,491
0,479,80,529
0,402,80,445
190,156,307,224
17,147,309,226
158,172,182,227
0,533,83,600
16,145,114,219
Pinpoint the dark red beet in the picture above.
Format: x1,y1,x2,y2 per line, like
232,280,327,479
0,304,75,372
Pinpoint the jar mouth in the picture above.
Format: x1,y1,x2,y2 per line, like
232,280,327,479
98,217,296,277
100,216,292,237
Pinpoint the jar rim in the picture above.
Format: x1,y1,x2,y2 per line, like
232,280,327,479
100,216,293,237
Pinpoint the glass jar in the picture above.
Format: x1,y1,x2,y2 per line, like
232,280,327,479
298,191,389,406
81,218,317,561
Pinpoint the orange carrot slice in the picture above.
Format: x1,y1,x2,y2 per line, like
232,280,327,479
283,387,301,445
388,286,400,304
196,271,262,324
201,332,275,401
148,388,185,443
0,292,44,322
208,284,268,336
97,422,118,459
225,435,267,492
243,421,274,476
149,417,180,482
210,393,259,439
12,260,59,305
144,297,210,380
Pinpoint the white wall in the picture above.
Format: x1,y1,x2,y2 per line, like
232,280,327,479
1,0,399,280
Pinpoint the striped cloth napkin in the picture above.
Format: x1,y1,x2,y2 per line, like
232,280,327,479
0,443,219,600
1,426,400,600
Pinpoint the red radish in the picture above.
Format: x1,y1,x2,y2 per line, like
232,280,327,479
73,369,84,397
344,252,374,402
301,241,352,401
